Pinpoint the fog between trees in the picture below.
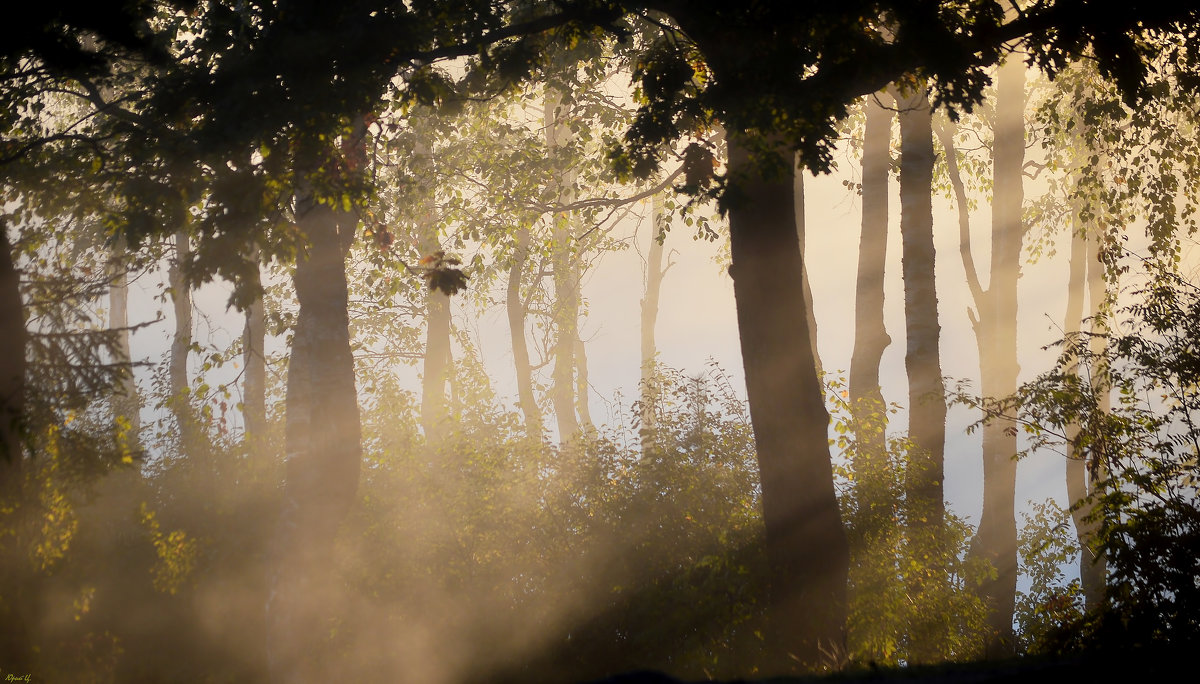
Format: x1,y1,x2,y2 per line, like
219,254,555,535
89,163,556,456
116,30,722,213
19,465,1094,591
3,4,1200,682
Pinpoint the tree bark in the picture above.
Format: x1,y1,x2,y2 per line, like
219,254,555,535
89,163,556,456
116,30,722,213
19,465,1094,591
1062,223,1109,609
413,139,452,445
968,55,1025,655
420,266,452,444
108,236,141,445
896,83,951,664
243,245,267,450
639,193,668,450
169,230,196,454
897,86,947,537
795,161,823,377
727,135,849,671
574,335,593,431
266,189,362,683
0,220,22,478
546,85,581,443
849,92,894,463
0,217,30,684
1079,226,1108,607
507,224,543,441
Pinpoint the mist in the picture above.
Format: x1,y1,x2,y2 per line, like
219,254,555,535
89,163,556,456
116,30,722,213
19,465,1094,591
5,5,1200,683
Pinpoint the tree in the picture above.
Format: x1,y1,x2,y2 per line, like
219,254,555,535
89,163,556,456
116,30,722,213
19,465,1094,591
896,82,948,542
266,130,366,680
895,80,951,663
10,2,1200,678
241,246,267,450
722,132,848,669
849,91,894,464
982,265,1200,651
962,52,1027,654
168,230,196,454
606,2,1200,669
639,190,671,450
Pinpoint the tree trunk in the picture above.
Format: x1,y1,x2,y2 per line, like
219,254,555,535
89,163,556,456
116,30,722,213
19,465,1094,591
897,86,947,537
507,224,543,441
108,236,141,446
421,270,452,444
1062,223,1110,609
0,220,22,478
849,92,894,463
727,135,849,671
169,230,196,454
266,190,361,683
968,55,1025,655
574,335,593,431
795,162,823,377
0,217,30,684
243,245,267,450
1080,227,1108,607
896,83,950,664
639,193,668,450
546,86,581,443
413,139,452,445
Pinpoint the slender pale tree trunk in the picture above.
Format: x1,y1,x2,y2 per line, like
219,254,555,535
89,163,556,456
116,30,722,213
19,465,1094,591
639,193,669,451
795,161,822,376
108,236,141,448
1062,223,1110,609
419,248,452,444
967,55,1026,655
169,230,196,454
1077,227,1109,607
413,142,452,444
574,336,593,431
243,246,267,450
727,135,849,671
546,86,581,442
507,224,543,441
266,176,362,683
897,86,947,537
850,92,894,462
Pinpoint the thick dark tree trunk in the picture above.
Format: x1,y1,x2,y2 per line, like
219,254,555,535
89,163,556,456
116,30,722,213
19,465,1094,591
243,246,267,449
968,55,1025,655
897,87,947,537
507,225,543,441
0,221,22,480
897,84,949,664
266,192,361,683
727,135,849,671
849,92,894,462
0,218,30,684
169,230,196,454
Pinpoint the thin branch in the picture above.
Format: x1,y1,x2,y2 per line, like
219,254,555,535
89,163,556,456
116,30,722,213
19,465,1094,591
933,114,986,308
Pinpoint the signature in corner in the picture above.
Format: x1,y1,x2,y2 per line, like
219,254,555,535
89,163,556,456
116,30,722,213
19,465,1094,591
5,674,32,683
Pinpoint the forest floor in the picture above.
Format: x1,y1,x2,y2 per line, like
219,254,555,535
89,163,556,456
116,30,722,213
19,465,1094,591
585,647,1181,684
